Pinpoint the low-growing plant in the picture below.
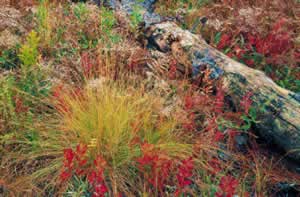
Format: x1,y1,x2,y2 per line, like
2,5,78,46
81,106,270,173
129,5,143,31
99,7,121,45
73,2,89,22
18,31,51,97
18,31,40,69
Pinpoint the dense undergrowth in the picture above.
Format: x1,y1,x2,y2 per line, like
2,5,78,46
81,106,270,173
0,0,300,196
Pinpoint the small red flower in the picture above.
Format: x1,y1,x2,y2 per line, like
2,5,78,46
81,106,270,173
226,52,235,58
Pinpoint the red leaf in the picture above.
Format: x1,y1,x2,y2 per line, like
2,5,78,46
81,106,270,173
60,170,72,182
217,34,232,50
218,175,239,197
214,130,225,142
63,148,75,168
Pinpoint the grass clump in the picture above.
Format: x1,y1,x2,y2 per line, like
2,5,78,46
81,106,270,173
56,82,192,195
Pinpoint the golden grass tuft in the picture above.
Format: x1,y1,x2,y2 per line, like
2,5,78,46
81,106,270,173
59,82,192,168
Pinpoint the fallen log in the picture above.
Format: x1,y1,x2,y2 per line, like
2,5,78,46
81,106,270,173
102,0,300,161
143,22,300,162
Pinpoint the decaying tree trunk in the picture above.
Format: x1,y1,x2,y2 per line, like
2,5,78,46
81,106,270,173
103,0,300,162
143,22,300,162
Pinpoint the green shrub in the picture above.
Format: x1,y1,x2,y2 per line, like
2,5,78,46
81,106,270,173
17,31,51,97
18,31,40,69
99,7,121,45
74,2,89,22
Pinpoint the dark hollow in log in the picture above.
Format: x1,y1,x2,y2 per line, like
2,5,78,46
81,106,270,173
143,22,300,162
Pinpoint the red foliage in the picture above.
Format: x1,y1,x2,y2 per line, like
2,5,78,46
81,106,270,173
63,148,75,169
214,88,225,114
176,157,194,187
174,157,194,196
244,59,255,67
93,184,108,197
216,175,239,197
208,158,222,175
88,156,107,197
214,130,225,142
136,143,173,191
60,144,108,196
60,170,72,182
184,95,194,110
245,19,293,65
217,34,232,50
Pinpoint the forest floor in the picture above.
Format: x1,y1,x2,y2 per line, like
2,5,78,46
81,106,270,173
0,0,299,196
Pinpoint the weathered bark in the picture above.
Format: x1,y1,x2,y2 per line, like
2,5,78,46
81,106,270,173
143,22,300,162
